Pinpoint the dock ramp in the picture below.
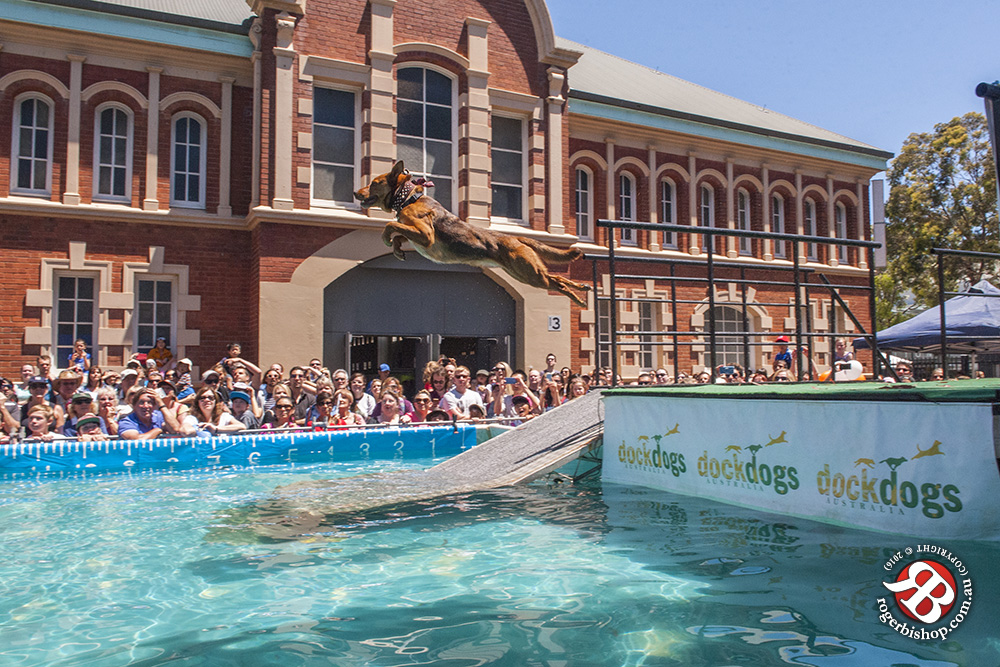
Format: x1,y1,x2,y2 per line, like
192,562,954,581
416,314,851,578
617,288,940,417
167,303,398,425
234,391,604,539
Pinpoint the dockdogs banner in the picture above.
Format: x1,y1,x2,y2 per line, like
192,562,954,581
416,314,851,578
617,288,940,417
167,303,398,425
603,396,1000,540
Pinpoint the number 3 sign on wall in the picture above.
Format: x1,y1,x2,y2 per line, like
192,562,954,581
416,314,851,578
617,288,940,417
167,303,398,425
548,315,561,332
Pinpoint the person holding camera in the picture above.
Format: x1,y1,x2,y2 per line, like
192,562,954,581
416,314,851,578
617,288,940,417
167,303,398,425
492,370,540,418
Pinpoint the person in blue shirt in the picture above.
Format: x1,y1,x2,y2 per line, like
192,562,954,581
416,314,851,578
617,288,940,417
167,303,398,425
772,335,795,375
118,388,183,440
67,339,92,375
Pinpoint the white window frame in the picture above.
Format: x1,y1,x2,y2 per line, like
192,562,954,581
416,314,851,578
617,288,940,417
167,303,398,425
835,202,849,264
772,194,786,258
660,179,677,249
638,300,655,370
53,272,98,368
575,166,593,242
395,64,458,212
713,304,747,366
597,297,611,368
133,275,178,355
619,172,637,246
170,112,207,209
92,103,133,203
11,93,55,196
311,84,361,208
700,184,715,253
490,113,527,224
804,199,818,260
737,188,752,255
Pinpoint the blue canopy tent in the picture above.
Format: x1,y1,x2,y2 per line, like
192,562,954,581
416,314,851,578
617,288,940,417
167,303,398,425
855,280,1000,353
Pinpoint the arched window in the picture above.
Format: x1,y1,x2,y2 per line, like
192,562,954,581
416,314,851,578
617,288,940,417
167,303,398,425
397,66,455,211
575,167,593,241
771,194,786,258
804,199,818,260
619,172,636,246
835,202,848,264
93,104,132,201
660,179,677,248
737,189,751,255
700,184,715,253
712,304,749,366
170,113,206,208
12,94,54,195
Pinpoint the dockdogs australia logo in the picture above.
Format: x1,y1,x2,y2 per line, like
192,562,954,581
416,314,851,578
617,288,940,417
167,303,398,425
617,423,686,477
697,430,800,496
877,544,972,641
816,440,963,519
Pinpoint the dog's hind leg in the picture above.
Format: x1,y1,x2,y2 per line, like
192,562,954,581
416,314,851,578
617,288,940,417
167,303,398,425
391,235,407,260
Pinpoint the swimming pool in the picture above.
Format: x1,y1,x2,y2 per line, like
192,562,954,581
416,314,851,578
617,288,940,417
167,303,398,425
1,458,998,666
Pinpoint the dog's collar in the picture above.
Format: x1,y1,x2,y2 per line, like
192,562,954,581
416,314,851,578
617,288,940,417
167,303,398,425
390,181,423,214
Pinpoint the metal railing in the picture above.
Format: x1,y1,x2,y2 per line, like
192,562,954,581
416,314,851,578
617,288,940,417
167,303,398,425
590,220,893,383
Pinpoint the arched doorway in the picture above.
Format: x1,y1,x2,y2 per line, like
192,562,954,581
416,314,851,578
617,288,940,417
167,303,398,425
323,253,516,394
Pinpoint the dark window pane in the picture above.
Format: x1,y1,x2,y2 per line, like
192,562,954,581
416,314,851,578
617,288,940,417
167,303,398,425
432,177,451,211
98,166,112,194
156,303,171,323
59,277,75,299
138,303,153,323
17,159,30,189
77,300,93,322
425,70,451,105
313,125,354,163
187,174,200,202
114,137,127,165
58,300,74,322
138,326,152,349
314,88,354,127
174,143,185,171
492,184,521,219
101,108,114,135
425,140,451,175
314,164,355,202
492,116,521,151
33,161,46,189
77,327,92,346
36,100,49,126
138,280,154,301
156,281,172,301
396,100,423,137
397,68,422,101
188,119,201,143
396,137,424,173
113,167,126,196
21,98,34,126
58,324,74,347
188,145,200,172
19,128,32,157
492,151,521,185
78,278,93,299
425,105,451,141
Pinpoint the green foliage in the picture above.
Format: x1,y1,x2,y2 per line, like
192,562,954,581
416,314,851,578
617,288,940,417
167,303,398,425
883,112,998,321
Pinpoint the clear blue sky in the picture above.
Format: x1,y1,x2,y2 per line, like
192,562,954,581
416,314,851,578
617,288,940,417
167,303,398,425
547,0,1000,183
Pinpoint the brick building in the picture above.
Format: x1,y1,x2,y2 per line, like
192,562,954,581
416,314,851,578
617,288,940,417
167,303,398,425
0,0,890,381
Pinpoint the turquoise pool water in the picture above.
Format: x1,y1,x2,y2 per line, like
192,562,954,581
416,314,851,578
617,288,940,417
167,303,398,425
1,459,998,666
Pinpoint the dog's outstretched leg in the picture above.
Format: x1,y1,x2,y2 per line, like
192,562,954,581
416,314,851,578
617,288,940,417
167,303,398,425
391,235,406,261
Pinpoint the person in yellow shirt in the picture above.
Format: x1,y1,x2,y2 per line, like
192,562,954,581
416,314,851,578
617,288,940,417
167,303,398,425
146,337,173,370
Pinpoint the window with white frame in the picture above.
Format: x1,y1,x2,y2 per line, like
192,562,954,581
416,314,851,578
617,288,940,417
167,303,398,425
619,172,636,245
54,274,96,368
700,184,715,253
835,202,848,264
737,189,751,255
170,113,206,208
804,199,818,260
397,67,454,211
312,86,357,204
491,115,524,221
660,179,677,248
135,279,174,352
575,167,593,241
772,194,786,258
597,297,611,368
93,104,132,201
713,305,748,366
13,94,54,195
638,300,655,370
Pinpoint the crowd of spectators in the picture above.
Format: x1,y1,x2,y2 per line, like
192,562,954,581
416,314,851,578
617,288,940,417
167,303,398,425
0,345,593,444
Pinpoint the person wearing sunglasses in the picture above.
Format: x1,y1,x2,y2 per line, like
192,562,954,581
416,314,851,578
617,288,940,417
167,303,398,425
268,399,297,429
185,386,244,437
440,366,484,420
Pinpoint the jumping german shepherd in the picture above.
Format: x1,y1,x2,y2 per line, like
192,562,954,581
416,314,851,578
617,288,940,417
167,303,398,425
354,161,591,306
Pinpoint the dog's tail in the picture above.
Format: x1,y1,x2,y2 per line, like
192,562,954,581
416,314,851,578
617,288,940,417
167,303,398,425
515,237,583,264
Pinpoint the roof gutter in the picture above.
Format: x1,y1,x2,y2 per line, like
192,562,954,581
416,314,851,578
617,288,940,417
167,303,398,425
568,89,894,162
28,0,252,34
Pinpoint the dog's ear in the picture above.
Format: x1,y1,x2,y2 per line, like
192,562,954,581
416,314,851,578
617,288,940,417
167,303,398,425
389,160,406,186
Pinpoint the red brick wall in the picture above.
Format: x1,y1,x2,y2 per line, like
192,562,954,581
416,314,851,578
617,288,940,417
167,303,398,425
0,215,253,376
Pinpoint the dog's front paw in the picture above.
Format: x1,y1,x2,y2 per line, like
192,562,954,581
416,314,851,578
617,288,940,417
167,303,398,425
394,249,406,261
